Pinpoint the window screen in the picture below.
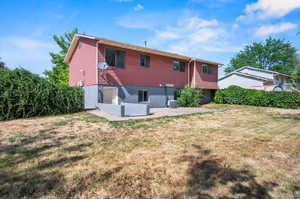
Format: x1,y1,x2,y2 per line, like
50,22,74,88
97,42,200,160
105,48,125,68
202,64,212,74
173,61,185,72
140,55,150,67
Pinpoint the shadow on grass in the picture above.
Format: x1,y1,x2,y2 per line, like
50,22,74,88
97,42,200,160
63,143,93,152
173,145,277,199
0,128,87,198
275,114,300,121
65,167,123,198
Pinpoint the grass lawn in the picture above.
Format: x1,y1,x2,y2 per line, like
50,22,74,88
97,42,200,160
0,104,300,199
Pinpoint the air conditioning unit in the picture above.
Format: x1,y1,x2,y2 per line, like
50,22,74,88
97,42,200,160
168,100,177,108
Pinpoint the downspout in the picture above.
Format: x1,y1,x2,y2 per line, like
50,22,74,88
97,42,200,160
193,59,197,88
96,41,99,85
96,41,100,104
187,59,193,87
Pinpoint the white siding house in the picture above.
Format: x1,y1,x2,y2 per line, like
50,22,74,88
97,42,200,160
219,66,293,91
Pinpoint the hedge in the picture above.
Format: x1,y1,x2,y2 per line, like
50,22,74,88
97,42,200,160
0,68,83,121
214,86,300,109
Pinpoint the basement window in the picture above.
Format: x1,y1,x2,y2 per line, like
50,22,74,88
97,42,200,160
140,55,150,67
202,64,212,74
138,90,149,102
173,61,185,72
105,48,125,68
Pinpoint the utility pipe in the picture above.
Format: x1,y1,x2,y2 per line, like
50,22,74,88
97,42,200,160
193,59,196,88
187,59,193,87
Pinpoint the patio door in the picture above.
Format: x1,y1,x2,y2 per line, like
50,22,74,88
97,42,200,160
102,87,118,104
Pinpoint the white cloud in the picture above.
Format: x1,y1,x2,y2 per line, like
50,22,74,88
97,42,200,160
238,0,300,21
179,17,219,30
232,23,239,30
133,4,144,11
0,36,57,74
155,30,180,39
150,16,240,54
254,22,298,37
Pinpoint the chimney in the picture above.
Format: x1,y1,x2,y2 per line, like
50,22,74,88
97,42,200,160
144,41,147,47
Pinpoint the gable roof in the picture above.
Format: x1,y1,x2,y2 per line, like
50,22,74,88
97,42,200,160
236,66,290,77
219,66,290,81
64,34,222,66
219,71,272,81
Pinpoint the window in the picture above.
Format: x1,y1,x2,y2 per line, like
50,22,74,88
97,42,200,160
138,90,148,102
105,48,125,68
173,61,185,72
140,55,150,67
202,64,212,74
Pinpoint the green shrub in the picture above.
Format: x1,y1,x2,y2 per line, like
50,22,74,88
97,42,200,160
177,86,203,107
214,85,300,109
214,90,224,104
0,68,83,121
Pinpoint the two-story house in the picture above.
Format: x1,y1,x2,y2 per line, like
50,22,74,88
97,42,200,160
65,34,221,110
218,66,293,91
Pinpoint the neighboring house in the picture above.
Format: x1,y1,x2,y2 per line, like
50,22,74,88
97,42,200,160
218,66,293,92
65,34,221,110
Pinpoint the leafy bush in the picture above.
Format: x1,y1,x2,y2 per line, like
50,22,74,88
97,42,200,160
0,68,83,121
214,86,300,109
177,86,203,107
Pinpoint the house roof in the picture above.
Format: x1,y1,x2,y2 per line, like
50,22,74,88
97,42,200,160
218,71,272,81
64,34,222,66
236,66,290,77
219,66,290,81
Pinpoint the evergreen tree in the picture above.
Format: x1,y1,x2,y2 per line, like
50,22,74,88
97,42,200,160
44,28,79,85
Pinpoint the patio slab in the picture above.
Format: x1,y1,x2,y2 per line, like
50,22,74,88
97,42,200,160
87,107,216,121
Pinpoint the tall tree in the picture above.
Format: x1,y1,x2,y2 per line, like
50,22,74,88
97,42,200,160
225,37,298,75
44,28,79,85
0,57,5,68
292,64,300,89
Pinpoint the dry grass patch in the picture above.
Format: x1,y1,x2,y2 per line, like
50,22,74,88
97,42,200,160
0,105,300,198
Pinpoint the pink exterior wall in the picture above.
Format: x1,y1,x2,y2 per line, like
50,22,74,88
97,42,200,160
98,44,191,88
69,37,218,89
191,62,219,89
97,44,218,89
69,38,97,86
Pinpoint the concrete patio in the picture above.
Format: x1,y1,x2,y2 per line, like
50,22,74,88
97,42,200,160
87,107,216,121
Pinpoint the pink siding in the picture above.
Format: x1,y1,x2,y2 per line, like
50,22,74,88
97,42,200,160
69,37,218,89
98,44,190,88
69,38,97,86
191,62,218,89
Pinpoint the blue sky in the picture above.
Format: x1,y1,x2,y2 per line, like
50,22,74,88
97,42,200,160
1,0,300,77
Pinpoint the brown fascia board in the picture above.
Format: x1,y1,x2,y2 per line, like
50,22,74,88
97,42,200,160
65,34,222,66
